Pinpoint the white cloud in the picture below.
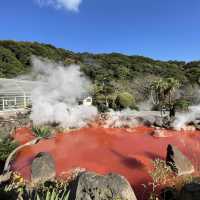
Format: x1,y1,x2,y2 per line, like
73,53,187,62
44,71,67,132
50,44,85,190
36,0,82,12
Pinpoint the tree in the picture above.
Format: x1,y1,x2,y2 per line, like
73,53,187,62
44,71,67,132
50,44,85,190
92,79,116,112
151,78,180,117
115,92,135,110
0,47,26,78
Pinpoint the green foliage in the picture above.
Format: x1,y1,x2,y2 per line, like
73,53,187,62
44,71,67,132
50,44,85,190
34,181,70,200
0,47,26,78
0,40,190,83
92,80,116,112
183,61,200,85
0,137,18,161
151,78,180,108
115,92,135,110
148,159,174,200
32,126,51,138
0,40,200,108
175,99,190,111
0,40,79,78
1,177,70,200
150,159,173,185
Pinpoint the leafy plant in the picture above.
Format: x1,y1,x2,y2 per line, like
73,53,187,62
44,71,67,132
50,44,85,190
32,126,51,138
151,78,180,116
175,99,190,111
148,159,174,200
148,159,197,199
33,188,70,200
2,176,70,200
0,137,18,162
150,159,174,185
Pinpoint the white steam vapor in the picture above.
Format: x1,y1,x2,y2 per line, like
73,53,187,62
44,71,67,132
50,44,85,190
30,57,97,128
173,105,200,131
36,0,82,11
104,109,140,128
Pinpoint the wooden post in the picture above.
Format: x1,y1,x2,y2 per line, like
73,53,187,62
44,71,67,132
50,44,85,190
14,97,17,107
2,98,5,110
23,93,27,108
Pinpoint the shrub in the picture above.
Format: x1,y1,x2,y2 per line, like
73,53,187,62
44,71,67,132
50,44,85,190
175,99,190,111
0,137,18,162
32,126,51,138
148,159,196,200
115,92,135,110
1,175,70,200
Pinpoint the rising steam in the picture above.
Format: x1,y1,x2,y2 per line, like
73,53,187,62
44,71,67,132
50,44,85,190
29,57,97,128
172,105,200,131
104,109,140,128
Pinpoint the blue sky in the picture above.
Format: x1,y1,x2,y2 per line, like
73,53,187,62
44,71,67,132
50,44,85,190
0,0,200,61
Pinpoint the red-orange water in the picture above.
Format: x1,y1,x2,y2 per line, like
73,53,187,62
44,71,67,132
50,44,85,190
12,127,200,199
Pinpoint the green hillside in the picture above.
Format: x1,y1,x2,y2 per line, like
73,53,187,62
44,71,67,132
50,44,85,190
0,40,199,106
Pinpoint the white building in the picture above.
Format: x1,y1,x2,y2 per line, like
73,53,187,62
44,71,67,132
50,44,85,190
83,96,93,106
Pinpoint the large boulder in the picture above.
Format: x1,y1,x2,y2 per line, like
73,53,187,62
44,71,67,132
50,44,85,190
179,182,200,200
31,152,56,184
74,171,137,200
193,119,200,130
166,144,194,176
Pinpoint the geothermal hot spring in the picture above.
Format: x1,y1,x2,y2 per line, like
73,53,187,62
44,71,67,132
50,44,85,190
10,58,200,200
12,124,200,199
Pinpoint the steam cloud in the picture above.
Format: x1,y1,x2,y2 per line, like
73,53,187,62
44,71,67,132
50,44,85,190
104,109,140,128
172,105,200,131
36,0,82,11
30,57,97,128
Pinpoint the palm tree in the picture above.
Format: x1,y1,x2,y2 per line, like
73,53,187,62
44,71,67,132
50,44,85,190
151,78,180,117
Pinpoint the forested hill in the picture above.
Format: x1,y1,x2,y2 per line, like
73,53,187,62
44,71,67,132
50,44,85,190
0,40,200,84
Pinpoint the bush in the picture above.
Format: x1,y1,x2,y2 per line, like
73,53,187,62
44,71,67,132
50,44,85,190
175,99,191,111
1,175,70,200
0,137,18,162
32,126,51,138
115,92,135,110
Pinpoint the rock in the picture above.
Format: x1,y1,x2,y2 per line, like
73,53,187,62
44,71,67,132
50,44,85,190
160,187,177,200
182,125,196,132
0,172,12,184
141,115,156,126
153,129,167,137
179,182,200,200
166,144,194,176
154,116,164,127
31,152,55,184
74,171,137,200
193,120,200,130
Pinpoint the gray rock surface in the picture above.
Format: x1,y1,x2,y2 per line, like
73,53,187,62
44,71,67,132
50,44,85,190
0,110,31,139
141,115,156,126
179,183,200,200
154,116,164,127
194,119,200,130
31,152,55,184
75,171,137,200
160,187,177,200
166,144,194,176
